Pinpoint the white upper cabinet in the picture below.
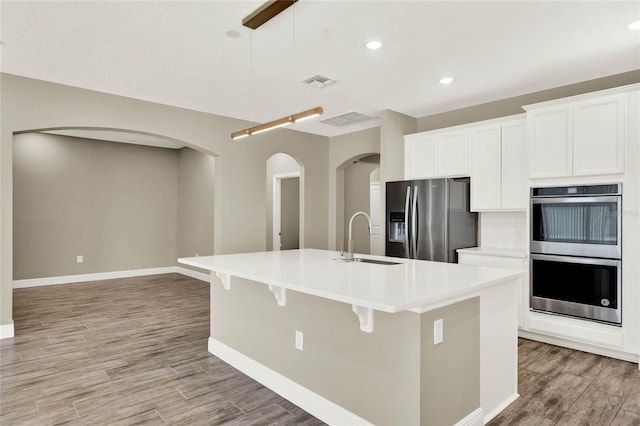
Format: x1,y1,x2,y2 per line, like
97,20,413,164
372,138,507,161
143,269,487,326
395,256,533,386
527,91,628,179
470,124,502,210
437,131,469,177
528,105,572,178
405,134,437,179
501,119,528,209
470,118,527,211
572,94,626,176
404,129,469,179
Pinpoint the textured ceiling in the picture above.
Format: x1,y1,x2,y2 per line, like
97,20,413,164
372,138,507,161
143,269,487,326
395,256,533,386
2,1,639,138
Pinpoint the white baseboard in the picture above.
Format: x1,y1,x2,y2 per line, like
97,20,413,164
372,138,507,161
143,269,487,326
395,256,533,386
175,266,209,282
482,394,518,424
13,266,178,288
0,322,15,339
455,407,484,426
519,329,639,363
208,337,374,426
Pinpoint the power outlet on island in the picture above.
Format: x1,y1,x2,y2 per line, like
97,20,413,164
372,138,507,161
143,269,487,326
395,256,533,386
434,319,444,345
76,255,84,264
295,330,304,351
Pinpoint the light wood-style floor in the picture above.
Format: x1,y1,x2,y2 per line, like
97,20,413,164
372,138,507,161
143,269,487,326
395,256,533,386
2,273,640,425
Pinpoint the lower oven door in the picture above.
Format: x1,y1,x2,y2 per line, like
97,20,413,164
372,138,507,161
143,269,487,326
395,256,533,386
530,254,621,325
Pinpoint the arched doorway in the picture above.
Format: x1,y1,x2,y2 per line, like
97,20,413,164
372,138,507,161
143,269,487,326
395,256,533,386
266,153,304,251
337,153,380,255
12,127,216,283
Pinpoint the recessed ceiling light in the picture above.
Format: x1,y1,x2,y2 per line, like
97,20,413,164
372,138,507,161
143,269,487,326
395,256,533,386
225,30,242,38
629,20,640,30
366,40,382,50
440,77,454,85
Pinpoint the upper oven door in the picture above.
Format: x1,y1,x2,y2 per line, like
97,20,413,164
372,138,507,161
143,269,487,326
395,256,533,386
530,195,621,259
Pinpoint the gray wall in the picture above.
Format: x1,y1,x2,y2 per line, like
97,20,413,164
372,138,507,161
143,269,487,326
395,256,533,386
1,73,330,327
421,297,479,425
13,133,178,279
211,277,480,425
417,70,640,131
177,147,215,258
343,159,379,255
328,127,380,252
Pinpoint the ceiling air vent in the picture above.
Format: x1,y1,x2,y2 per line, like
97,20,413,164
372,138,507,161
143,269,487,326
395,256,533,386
320,111,375,127
303,74,337,88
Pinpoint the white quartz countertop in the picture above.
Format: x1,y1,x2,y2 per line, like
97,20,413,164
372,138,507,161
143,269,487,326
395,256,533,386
178,249,521,314
457,247,528,259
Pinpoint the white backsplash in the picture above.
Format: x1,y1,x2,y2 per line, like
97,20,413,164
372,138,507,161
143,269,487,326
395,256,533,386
478,212,527,250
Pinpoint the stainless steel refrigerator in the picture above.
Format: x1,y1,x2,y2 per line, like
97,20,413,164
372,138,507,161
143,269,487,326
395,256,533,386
385,178,477,262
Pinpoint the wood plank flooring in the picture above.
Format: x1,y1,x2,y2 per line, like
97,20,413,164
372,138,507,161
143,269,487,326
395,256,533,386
1,273,324,425
489,338,640,425
2,273,640,425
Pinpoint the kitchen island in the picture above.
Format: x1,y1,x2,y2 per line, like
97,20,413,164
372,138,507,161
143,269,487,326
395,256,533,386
178,249,521,425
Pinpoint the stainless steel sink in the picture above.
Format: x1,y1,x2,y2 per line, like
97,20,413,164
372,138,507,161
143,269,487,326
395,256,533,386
353,258,402,265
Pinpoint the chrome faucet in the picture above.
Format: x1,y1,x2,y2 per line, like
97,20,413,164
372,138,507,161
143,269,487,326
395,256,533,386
344,211,372,261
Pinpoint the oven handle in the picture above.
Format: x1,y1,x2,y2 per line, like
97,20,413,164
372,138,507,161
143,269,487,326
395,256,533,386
531,253,621,267
531,195,621,205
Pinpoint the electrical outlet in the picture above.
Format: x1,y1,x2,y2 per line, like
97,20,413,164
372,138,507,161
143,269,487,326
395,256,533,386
295,330,303,351
434,319,443,345
76,255,84,264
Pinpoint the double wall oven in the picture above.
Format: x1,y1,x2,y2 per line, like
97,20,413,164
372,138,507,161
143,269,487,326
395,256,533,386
530,184,622,325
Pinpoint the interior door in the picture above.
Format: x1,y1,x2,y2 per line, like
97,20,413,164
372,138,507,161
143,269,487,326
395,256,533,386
279,177,300,250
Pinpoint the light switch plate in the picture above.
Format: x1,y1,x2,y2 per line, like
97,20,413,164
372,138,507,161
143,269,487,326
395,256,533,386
295,330,303,351
434,319,443,345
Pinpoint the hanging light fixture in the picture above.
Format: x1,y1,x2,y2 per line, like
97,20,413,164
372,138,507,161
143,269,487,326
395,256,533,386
231,106,323,140
231,0,323,140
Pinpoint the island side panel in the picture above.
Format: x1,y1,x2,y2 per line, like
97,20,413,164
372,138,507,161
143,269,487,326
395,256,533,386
479,278,519,422
420,297,481,425
210,276,421,425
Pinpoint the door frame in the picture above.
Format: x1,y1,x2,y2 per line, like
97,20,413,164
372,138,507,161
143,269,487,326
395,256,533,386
273,171,301,251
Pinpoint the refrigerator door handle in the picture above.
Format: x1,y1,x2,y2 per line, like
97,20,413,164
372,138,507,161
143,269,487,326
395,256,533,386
412,185,418,259
404,186,411,258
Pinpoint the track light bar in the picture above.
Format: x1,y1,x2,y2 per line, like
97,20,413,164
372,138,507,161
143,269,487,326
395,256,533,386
242,0,299,30
231,107,324,140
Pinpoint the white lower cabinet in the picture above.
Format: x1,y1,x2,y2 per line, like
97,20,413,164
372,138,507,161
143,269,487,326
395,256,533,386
457,249,528,329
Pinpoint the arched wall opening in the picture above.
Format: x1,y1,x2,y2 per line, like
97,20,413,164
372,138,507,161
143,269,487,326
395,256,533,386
0,74,330,336
266,152,305,251
11,127,217,281
337,153,380,255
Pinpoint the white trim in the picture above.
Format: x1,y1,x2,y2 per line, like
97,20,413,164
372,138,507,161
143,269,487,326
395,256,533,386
175,266,209,282
482,394,518,424
0,322,15,339
454,407,484,426
519,330,640,363
208,337,374,426
13,266,177,288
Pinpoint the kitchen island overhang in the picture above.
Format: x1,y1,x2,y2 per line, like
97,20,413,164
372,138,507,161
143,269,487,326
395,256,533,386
179,249,521,425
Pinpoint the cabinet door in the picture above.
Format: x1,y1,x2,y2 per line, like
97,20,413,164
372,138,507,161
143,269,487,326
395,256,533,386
529,105,572,178
572,93,626,176
470,124,501,211
405,135,436,179
437,130,469,176
501,119,527,209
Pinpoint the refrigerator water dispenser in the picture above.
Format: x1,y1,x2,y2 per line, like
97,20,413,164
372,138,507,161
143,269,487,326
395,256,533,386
388,212,405,243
